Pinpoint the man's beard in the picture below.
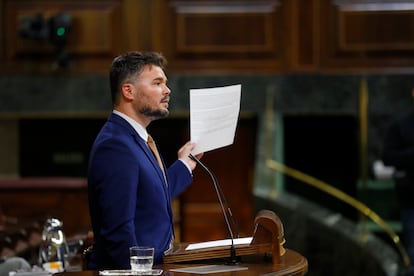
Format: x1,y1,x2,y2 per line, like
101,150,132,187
140,106,169,120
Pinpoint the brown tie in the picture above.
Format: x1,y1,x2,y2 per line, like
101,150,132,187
147,134,168,184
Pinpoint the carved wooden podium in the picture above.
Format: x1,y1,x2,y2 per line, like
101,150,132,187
164,209,293,265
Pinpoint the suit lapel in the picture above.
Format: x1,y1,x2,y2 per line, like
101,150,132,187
109,113,168,186
133,133,174,226
109,113,173,223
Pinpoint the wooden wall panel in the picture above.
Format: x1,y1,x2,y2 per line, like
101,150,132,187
338,10,414,51
4,0,414,74
11,7,120,57
0,0,157,73
319,0,414,70
175,13,274,53
165,0,285,73
4,1,121,62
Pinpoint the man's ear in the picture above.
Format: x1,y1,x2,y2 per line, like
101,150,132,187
121,83,134,100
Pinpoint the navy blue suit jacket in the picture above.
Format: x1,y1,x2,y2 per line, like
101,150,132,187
87,113,193,269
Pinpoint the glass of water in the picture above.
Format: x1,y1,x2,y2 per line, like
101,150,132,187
129,246,154,273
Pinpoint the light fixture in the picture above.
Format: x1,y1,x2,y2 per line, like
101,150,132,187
19,12,72,69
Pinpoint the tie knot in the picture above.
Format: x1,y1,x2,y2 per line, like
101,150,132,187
147,134,158,155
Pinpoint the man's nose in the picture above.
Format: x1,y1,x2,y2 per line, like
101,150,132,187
165,85,171,94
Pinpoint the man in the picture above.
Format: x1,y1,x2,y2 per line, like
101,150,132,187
87,51,202,270
382,88,414,276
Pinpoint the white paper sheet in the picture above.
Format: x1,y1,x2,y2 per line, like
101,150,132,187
169,265,248,274
185,237,252,251
190,84,241,155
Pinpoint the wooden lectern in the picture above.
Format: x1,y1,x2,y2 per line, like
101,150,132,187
164,209,294,265
55,210,307,276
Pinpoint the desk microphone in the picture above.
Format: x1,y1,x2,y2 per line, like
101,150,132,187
189,153,240,264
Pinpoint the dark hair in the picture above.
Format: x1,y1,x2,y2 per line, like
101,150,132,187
109,51,167,106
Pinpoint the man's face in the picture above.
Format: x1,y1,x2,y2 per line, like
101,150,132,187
132,65,171,121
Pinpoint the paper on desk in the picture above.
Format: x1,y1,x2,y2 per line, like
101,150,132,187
169,265,248,274
190,84,241,155
185,237,252,251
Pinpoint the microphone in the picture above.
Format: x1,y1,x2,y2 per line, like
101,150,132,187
189,153,240,264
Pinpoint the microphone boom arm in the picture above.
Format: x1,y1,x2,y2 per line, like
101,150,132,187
189,154,240,264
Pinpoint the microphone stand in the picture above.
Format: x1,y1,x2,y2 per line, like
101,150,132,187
189,154,241,264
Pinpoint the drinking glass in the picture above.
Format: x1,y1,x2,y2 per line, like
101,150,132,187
129,246,154,273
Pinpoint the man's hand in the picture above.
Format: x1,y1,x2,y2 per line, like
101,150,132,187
178,141,204,171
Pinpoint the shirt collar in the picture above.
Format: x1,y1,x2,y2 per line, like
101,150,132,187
112,110,148,141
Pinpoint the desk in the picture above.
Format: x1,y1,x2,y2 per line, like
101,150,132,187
0,177,90,236
59,249,307,275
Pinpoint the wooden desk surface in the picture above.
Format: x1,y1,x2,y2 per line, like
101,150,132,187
59,249,307,276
